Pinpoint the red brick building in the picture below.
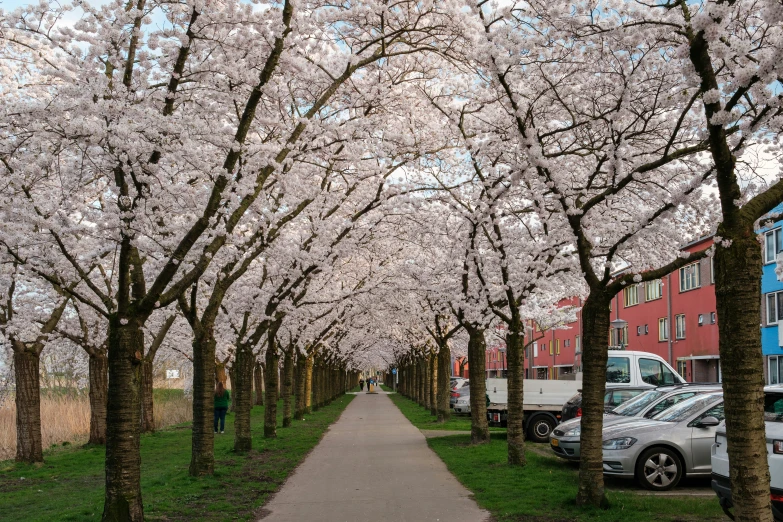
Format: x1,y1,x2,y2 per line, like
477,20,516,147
458,237,721,382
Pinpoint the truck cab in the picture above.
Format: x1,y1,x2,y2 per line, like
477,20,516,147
486,350,684,442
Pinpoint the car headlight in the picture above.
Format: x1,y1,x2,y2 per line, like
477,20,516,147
565,426,581,437
602,437,637,450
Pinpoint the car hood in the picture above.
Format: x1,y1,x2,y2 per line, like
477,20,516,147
601,418,672,439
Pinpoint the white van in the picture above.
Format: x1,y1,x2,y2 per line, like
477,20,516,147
487,350,685,442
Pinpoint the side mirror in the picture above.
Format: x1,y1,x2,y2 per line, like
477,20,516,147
697,416,721,428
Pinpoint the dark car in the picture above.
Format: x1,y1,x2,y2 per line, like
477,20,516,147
561,386,648,422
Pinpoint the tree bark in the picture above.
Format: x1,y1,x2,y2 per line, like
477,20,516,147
189,325,216,476
422,355,431,411
254,361,264,406
576,293,611,508
295,353,306,420
13,347,43,463
466,325,490,444
282,348,294,427
506,315,526,466
304,353,313,414
429,351,437,417
88,352,109,445
140,359,155,432
228,365,236,412
437,343,451,422
233,341,254,452
716,232,772,522
264,331,280,438
102,321,144,521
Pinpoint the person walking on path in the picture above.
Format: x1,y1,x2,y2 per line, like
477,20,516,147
359,378,365,391
214,382,230,434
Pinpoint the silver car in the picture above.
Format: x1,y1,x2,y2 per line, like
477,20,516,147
600,391,724,490
550,384,720,461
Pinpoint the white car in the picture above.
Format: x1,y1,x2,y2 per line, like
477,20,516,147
711,385,783,521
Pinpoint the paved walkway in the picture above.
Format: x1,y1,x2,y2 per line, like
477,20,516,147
259,393,490,522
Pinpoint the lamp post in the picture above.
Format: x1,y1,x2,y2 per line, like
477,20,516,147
610,318,628,350
499,347,506,378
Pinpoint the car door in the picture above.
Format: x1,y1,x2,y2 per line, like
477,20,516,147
690,403,725,472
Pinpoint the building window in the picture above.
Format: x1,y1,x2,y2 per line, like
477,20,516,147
623,285,639,307
556,339,560,355
637,326,642,336
658,318,668,341
644,324,649,335
698,314,704,326
536,367,548,379
564,339,570,347
675,314,686,339
710,312,716,324
710,257,715,284
679,263,701,292
645,279,663,301
770,357,783,384
611,326,628,347
766,228,783,264
549,340,553,355
575,335,580,354
533,342,538,358
767,291,783,325
677,360,687,379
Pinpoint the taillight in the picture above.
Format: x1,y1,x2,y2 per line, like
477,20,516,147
451,392,459,398
774,440,783,455
771,493,783,502
576,408,582,417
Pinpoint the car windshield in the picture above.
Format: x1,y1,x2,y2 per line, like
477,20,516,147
652,392,723,422
764,393,783,423
611,389,667,416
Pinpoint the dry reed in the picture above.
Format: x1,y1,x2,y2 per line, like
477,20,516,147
0,393,193,461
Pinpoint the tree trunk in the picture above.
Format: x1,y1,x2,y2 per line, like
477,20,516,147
422,356,431,411
102,321,144,521
304,354,313,414
506,315,525,466
295,354,306,420
233,342,254,452
282,348,294,428
716,231,772,522
429,352,437,417
437,343,451,423
13,347,43,463
254,362,264,406
264,333,280,438
140,358,155,433
576,293,611,508
88,352,109,445
228,365,237,413
466,326,490,444
189,325,216,476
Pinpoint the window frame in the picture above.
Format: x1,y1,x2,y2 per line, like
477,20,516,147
766,291,783,325
766,228,783,265
623,285,639,307
658,317,669,341
675,314,686,339
679,263,701,292
645,279,663,301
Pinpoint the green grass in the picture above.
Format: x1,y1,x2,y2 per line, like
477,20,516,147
426,434,726,522
0,396,353,521
152,388,186,401
388,391,506,432
380,384,394,392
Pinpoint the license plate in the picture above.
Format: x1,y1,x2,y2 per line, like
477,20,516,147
551,438,559,447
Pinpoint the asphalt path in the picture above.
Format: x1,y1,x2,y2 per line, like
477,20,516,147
258,392,490,522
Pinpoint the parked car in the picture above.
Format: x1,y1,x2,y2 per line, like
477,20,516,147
561,386,648,422
551,384,722,462
711,386,783,521
589,391,725,490
451,387,471,414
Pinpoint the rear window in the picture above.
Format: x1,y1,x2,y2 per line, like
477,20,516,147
612,389,667,416
764,393,783,423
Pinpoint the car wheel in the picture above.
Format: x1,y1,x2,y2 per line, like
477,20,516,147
527,416,556,443
635,447,683,491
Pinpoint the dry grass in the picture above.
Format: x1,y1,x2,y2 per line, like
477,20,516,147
0,392,193,461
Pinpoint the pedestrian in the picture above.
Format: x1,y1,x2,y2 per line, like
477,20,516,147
214,381,230,434
359,378,365,391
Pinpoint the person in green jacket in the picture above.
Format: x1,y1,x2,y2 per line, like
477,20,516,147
214,382,230,434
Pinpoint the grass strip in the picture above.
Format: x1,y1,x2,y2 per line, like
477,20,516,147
388,390,506,432
0,395,353,521
426,434,726,522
